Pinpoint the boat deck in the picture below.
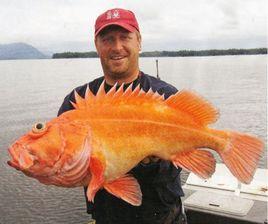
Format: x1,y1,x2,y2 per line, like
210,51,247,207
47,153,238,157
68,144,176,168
182,188,267,224
182,164,267,224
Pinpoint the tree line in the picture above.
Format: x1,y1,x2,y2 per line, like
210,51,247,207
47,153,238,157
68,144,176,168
52,48,267,59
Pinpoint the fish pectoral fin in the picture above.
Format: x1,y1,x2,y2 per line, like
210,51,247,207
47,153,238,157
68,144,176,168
171,149,216,179
104,174,142,206
87,156,105,202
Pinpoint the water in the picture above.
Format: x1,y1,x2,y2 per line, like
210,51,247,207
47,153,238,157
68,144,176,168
0,55,266,224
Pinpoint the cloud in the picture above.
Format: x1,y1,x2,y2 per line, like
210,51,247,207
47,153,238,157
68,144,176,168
0,0,266,52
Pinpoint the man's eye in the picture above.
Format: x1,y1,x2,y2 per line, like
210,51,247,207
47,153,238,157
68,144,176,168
121,35,130,40
102,37,113,43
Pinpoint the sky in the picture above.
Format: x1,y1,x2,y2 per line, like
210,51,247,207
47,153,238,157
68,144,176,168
0,0,267,54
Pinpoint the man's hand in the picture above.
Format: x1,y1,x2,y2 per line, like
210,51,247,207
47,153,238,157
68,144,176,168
141,156,160,164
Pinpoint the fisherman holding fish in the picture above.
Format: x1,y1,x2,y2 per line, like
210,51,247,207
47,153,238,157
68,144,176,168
58,8,184,224
8,7,263,224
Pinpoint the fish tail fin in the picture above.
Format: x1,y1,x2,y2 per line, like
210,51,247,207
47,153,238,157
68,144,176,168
217,131,264,184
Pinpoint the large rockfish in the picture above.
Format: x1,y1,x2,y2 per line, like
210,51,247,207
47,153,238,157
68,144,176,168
7,82,264,206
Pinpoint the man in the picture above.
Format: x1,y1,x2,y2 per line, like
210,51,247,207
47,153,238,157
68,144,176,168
58,8,184,224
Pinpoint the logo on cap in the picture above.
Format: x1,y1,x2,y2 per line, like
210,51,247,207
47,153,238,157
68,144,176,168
106,10,120,20
95,8,140,36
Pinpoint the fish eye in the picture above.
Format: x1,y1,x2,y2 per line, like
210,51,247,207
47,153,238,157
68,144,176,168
32,122,46,133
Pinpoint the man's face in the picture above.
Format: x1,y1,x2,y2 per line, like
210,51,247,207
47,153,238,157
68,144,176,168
95,26,141,82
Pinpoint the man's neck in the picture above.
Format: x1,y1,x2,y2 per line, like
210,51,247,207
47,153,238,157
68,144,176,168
104,70,140,85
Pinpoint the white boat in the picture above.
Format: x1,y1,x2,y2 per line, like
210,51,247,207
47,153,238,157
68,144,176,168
182,163,268,224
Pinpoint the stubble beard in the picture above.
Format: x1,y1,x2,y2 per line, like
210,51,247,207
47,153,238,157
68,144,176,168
102,59,132,81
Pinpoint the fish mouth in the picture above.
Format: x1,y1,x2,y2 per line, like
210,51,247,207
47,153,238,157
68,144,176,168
7,144,35,171
7,146,20,170
7,159,20,170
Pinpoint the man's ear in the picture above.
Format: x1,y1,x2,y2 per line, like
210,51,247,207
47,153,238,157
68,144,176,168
137,33,142,51
94,38,99,55
138,43,142,52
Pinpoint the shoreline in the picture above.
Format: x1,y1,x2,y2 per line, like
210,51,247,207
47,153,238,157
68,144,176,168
52,48,267,59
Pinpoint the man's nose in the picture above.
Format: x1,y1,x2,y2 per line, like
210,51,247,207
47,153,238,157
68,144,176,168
111,38,124,51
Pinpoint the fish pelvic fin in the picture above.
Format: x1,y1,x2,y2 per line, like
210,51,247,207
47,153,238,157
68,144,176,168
87,156,105,202
218,131,264,184
171,149,216,179
166,90,219,126
104,174,142,206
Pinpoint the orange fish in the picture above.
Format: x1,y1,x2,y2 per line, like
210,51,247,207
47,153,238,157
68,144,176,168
7,82,264,206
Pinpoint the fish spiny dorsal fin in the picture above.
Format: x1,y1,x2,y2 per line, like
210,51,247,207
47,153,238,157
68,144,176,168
106,82,118,97
152,91,164,101
145,88,154,98
85,84,95,100
166,90,218,126
84,85,96,108
146,88,154,97
113,83,124,98
122,83,133,97
138,88,147,98
70,100,78,109
71,83,217,127
96,80,106,99
72,90,86,109
130,84,141,97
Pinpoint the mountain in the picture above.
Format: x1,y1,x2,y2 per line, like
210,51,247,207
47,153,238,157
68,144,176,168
0,43,49,60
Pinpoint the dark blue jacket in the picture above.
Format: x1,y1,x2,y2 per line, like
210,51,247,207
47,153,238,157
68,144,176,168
58,72,184,224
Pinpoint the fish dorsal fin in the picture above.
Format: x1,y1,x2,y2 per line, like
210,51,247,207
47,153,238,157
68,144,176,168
131,84,141,96
70,90,86,109
70,85,95,109
106,82,117,96
113,83,124,98
122,83,133,97
84,85,95,107
166,90,218,125
96,80,106,99
70,83,218,126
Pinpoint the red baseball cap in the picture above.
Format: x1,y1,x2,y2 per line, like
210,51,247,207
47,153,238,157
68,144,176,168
94,8,140,37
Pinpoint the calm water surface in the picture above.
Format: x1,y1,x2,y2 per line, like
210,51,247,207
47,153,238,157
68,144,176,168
0,55,266,224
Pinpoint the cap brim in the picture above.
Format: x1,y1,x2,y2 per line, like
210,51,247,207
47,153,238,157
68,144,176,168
95,22,137,37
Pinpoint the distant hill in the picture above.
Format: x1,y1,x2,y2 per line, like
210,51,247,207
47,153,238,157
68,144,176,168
0,43,49,60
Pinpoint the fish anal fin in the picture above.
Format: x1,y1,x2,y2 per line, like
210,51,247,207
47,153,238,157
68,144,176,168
166,90,219,125
171,149,216,179
87,156,105,202
104,174,142,206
